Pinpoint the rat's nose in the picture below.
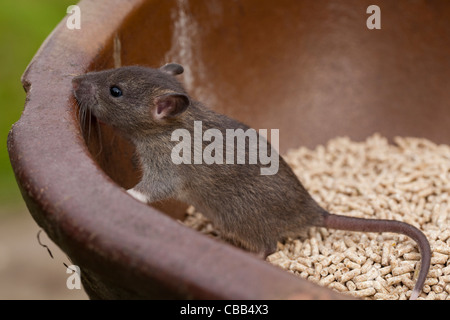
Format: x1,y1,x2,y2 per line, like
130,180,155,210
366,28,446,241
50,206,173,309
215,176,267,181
72,77,81,91
71,77,95,99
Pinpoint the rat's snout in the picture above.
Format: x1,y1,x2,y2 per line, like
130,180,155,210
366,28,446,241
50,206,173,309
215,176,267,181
72,76,95,103
72,76,86,92
72,77,81,91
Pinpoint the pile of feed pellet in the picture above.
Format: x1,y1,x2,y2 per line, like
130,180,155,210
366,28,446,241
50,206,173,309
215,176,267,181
181,134,450,300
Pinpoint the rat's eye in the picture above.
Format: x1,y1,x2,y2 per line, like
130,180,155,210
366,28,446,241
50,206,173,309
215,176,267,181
110,86,122,97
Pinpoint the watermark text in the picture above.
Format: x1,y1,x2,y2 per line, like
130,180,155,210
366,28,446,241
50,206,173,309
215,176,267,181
171,121,279,175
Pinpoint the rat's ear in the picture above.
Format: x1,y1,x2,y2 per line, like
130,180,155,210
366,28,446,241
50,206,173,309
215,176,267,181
160,63,184,76
153,93,190,120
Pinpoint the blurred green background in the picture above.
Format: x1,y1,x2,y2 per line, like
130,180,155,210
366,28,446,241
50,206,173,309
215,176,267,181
1,0,74,210
0,0,87,299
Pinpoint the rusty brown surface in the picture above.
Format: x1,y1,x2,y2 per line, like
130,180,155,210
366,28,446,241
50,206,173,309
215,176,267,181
7,0,450,299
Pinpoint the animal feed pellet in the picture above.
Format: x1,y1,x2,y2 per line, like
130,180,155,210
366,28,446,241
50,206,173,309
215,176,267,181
181,134,450,300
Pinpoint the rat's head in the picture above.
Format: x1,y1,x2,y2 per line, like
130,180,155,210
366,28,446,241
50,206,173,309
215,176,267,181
72,63,190,136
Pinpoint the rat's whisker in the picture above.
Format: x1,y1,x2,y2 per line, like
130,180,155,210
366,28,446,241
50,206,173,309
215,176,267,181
87,107,92,143
94,120,103,158
78,105,85,135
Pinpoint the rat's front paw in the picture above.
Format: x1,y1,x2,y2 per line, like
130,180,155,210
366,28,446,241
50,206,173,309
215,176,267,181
127,188,149,204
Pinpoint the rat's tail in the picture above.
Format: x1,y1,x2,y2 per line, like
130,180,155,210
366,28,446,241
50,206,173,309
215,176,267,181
321,212,431,300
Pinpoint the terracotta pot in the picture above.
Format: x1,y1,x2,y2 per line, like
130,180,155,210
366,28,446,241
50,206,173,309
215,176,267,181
7,0,449,299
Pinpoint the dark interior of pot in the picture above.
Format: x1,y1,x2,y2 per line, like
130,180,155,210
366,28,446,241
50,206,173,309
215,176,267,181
81,0,450,222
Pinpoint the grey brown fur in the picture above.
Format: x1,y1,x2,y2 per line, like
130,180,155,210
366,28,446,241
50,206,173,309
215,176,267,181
72,64,430,299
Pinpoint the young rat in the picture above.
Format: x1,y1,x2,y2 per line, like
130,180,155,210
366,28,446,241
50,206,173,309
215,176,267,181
72,63,431,300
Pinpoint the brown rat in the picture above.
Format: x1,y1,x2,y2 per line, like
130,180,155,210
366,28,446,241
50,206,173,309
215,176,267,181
72,63,431,300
